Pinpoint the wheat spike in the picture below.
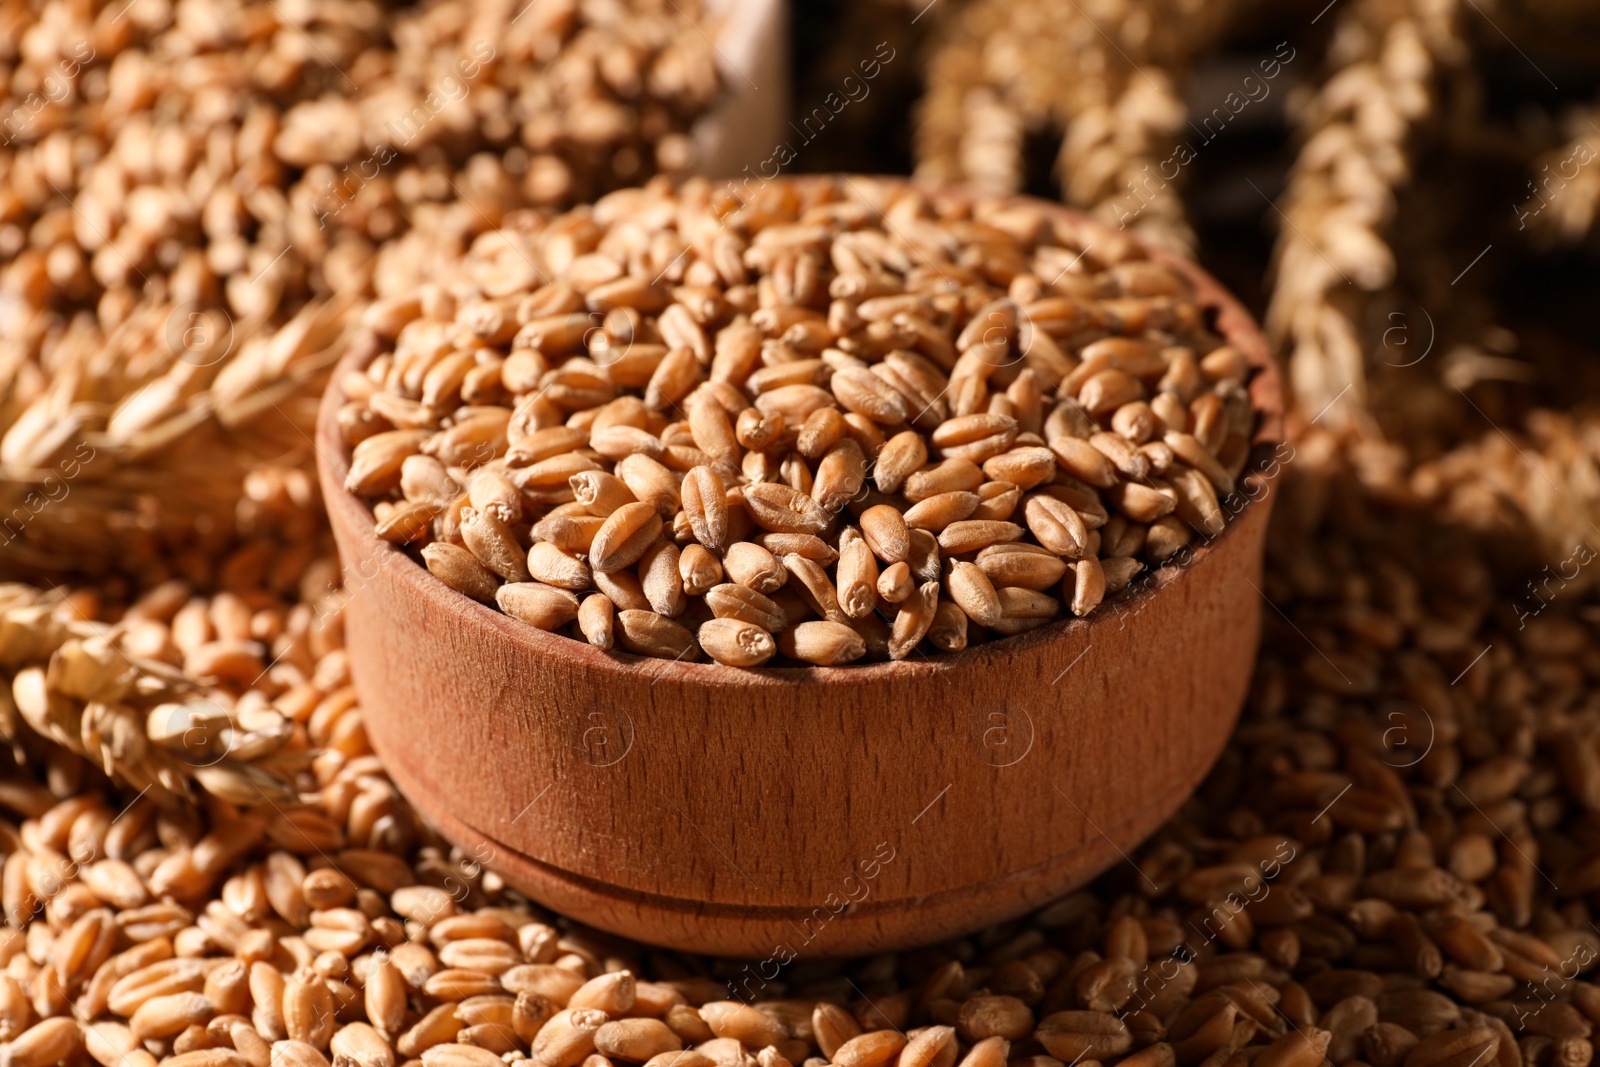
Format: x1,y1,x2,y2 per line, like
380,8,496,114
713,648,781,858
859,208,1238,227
1516,102,1600,243
914,0,1240,254
1265,0,1469,432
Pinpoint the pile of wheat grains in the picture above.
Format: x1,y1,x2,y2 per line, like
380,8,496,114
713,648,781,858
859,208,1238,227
336,176,1261,667
0,0,722,584
5,423,1600,1067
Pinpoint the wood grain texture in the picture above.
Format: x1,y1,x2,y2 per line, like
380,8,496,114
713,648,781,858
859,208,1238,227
315,185,1284,960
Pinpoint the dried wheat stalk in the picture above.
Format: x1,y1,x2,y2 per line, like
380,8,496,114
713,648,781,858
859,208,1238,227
0,300,353,586
1516,103,1600,244
0,564,365,810
914,0,1237,254
1410,407,1600,595
1264,0,1469,433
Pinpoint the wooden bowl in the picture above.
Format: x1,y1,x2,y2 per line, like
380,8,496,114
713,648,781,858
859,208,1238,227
315,188,1284,961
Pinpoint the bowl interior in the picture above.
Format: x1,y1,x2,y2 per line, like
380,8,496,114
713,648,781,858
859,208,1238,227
314,180,1284,685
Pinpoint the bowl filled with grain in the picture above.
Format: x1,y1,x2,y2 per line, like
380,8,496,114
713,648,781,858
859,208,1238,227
315,175,1283,959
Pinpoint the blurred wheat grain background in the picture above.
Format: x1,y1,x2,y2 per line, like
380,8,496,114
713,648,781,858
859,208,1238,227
10,5,1600,1058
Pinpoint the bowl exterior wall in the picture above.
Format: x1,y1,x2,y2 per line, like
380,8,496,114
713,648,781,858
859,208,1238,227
326,488,1266,957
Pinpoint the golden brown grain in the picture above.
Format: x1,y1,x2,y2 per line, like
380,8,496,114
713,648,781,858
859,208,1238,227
335,179,1259,664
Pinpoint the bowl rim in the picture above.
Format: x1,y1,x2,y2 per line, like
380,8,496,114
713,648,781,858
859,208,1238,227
315,177,1284,690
